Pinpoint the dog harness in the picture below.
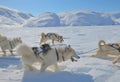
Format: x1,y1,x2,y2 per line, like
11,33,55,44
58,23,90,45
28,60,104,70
9,41,15,49
54,48,77,62
46,33,58,38
55,48,67,61
35,47,47,57
109,44,120,52
55,48,59,61
39,47,47,54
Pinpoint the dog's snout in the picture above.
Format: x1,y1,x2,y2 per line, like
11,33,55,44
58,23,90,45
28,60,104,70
73,54,80,59
75,56,80,59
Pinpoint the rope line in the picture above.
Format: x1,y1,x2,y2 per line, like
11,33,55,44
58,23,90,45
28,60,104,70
79,48,98,54
0,48,98,55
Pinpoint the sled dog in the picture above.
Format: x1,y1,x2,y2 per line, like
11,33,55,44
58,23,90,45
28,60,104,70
16,43,80,71
92,40,120,64
0,34,22,55
40,32,64,45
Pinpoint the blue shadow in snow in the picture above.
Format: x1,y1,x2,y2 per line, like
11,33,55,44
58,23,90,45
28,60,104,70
22,71,94,82
0,56,21,68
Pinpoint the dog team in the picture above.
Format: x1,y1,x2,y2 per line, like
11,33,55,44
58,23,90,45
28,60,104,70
0,32,120,72
0,32,80,72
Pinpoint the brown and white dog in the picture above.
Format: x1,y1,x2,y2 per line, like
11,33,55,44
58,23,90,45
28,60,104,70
0,34,22,56
92,40,120,64
40,32,64,45
16,43,80,72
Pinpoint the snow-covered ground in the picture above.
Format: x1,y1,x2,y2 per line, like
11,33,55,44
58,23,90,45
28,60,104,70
0,25,120,82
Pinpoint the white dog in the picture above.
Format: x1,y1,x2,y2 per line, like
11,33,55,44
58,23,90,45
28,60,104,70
16,43,80,72
0,34,22,56
40,32,64,45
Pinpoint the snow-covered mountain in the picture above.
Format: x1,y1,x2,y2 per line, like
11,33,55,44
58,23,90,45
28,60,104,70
24,10,120,27
59,10,117,26
23,12,60,27
0,5,120,27
0,5,33,26
104,12,120,24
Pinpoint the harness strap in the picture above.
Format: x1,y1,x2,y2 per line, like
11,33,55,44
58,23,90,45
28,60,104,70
55,48,59,61
46,33,58,38
9,41,15,49
61,51,65,61
62,55,65,61
31,47,44,61
33,48,44,57
109,44,120,52
37,48,45,55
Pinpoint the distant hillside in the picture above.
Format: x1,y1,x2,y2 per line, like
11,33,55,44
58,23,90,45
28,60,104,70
23,10,120,27
0,5,120,27
23,12,60,27
59,10,120,26
0,5,33,26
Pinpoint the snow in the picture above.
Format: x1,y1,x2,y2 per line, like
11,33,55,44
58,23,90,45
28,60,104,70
23,71,93,82
24,10,118,27
0,25,120,82
23,12,60,27
59,10,116,26
0,5,33,26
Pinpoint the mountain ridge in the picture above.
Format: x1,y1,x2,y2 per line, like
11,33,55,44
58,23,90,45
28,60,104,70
0,5,120,27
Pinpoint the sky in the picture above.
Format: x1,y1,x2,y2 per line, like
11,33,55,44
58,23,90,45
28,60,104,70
0,0,120,16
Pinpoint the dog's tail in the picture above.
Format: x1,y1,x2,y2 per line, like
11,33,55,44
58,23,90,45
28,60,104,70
98,40,106,49
40,32,46,44
41,32,46,38
16,43,34,57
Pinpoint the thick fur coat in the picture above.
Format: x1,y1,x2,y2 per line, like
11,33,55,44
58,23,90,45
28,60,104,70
92,40,120,64
40,32,64,45
16,43,80,72
0,34,22,55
